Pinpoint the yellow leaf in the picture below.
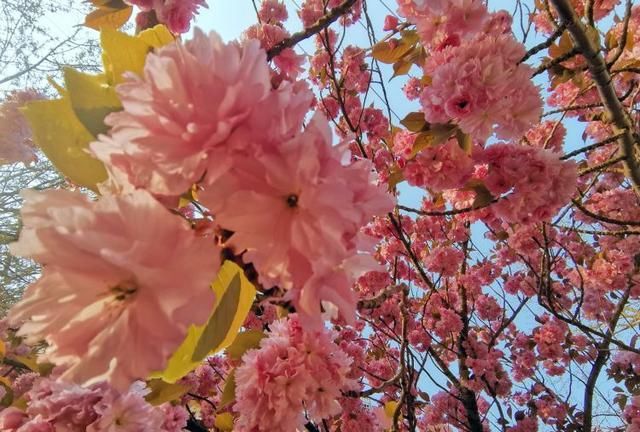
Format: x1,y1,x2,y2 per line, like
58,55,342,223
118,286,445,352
145,379,188,405
101,26,175,85
85,5,132,30
0,340,5,358
391,59,412,78
387,166,405,191
384,401,399,418
101,28,153,84
0,377,13,407
137,25,176,48
215,413,235,430
410,124,457,158
219,370,236,408
400,29,419,46
549,31,573,59
465,180,495,208
371,39,414,64
22,99,108,191
11,397,27,410
400,112,427,133
63,68,121,136
455,129,472,155
154,262,257,383
226,330,265,360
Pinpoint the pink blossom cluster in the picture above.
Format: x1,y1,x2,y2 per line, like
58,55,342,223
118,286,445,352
0,90,42,165
233,315,355,431
92,29,393,327
0,377,186,432
420,34,542,141
478,143,577,224
397,1,542,141
124,0,207,33
394,131,474,191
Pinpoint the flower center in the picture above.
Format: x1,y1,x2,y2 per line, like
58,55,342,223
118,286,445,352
286,194,299,208
110,279,138,302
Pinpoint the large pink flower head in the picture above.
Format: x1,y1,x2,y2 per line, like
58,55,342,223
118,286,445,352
203,114,393,324
0,90,43,165
420,34,542,141
234,315,355,432
8,189,219,390
91,29,271,197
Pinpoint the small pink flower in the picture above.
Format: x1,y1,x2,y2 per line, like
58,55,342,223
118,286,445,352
383,15,399,31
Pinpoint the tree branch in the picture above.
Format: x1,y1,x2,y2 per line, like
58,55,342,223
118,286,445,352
549,0,640,196
266,0,357,60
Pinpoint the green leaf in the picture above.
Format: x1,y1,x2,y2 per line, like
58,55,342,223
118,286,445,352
21,99,108,191
226,330,265,361
63,68,121,136
145,379,188,406
153,262,257,383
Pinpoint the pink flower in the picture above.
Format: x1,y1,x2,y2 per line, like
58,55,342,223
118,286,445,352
420,34,541,140
8,189,219,390
479,143,577,224
258,0,288,23
26,379,101,429
88,390,164,431
203,114,393,324
383,15,399,31
234,316,355,432
403,139,474,192
91,29,271,196
0,408,27,431
0,90,43,165
125,0,207,33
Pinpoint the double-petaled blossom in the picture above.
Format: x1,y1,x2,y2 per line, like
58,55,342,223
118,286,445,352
234,316,356,432
91,29,271,197
420,34,542,141
8,189,219,389
203,114,393,324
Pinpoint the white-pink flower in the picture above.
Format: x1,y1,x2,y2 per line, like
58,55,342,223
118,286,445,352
202,114,393,324
91,29,272,196
8,189,219,390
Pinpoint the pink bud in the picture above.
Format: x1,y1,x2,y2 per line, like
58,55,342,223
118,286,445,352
383,15,399,32
0,408,27,430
